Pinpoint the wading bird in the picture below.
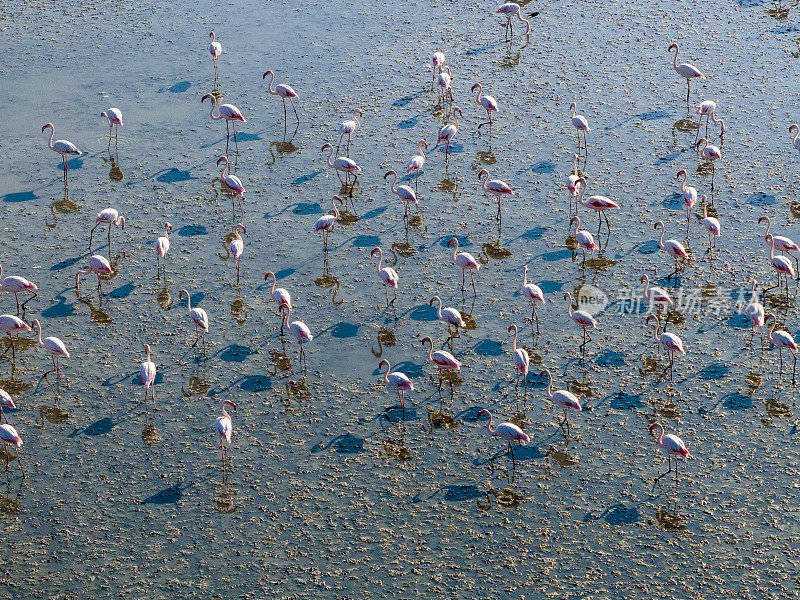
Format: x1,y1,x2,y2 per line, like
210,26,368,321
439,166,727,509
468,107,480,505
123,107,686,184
378,359,414,416
430,295,466,338
570,216,598,266
217,156,246,211
437,66,453,102
214,399,236,467
32,319,69,381
478,169,514,222
263,69,299,127
436,106,462,158
421,336,461,395
696,138,722,188
140,344,157,412
746,279,765,341
566,154,581,211
790,124,800,154
646,314,685,379
699,195,721,252
155,222,172,279
0,423,23,473
314,195,344,251
370,247,399,305
477,409,529,481
264,271,292,317
766,234,795,293
564,291,596,356
575,177,619,235
759,216,799,277
89,208,125,252
649,422,690,488
280,305,313,369
520,265,545,335
765,313,797,384
209,31,222,79
447,237,479,295
471,83,498,128
0,265,38,315
406,139,427,192
229,223,246,283
431,52,445,89
668,43,706,102
542,369,582,437
640,273,672,315
42,123,81,182
508,324,529,398
497,3,531,38
178,290,209,353
75,255,113,292
384,170,417,217
201,93,245,153
0,315,31,359
676,169,697,234
0,389,16,423
337,109,362,155
322,143,362,184
100,108,123,149
654,220,689,279
569,103,590,153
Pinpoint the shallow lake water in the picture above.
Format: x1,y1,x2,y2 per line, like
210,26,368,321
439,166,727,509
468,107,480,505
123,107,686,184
1,0,800,597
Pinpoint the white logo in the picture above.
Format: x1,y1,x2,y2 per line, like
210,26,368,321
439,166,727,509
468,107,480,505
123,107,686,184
576,284,608,315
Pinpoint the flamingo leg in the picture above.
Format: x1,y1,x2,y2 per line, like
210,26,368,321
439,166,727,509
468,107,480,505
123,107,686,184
470,270,476,296
508,442,515,484
291,99,299,124
89,222,100,250
233,121,239,155
655,455,673,484
225,120,230,154
793,351,797,386
193,323,199,348
107,224,112,254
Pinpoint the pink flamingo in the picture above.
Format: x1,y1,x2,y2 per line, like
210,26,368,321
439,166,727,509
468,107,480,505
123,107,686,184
0,315,31,359
570,216,598,266
478,169,514,222
696,138,722,189
790,124,800,154
759,216,799,278
766,234,795,293
42,123,81,182
32,319,69,381
497,3,531,38
430,295,466,339
646,314,685,379
520,265,545,335
477,409,529,481
745,279,765,341
75,255,113,292
264,272,292,318
649,422,691,487
566,153,581,211
564,291,596,356
0,423,23,473
575,176,620,235
217,156,246,212
640,273,672,315
421,336,461,395
0,265,38,315
178,290,209,353
508,324,529,398
406,139,427,192
437,66,453,102
322,143,362,184
314,195,344,251
378,359,414,417
370,247,399,305
699,195,721,252
447,237,479,294
337,109,362,155
766,313,798,384
100,108,123,149
214,400,236,467
676,169,697,234
280,305,313,369
201,93,246,153
654,220,689,279
697,100,724,139
0,389,16,423
569,103,591,153
542,369,582,437
89,208,126,251
140,344,157,412
263,70,299,126
209,31,222,79
155,222,172,278
668,43,706,102
471,83,498,128
384,170,418,217
431,52,445,89
436,106,462,158
229,223,246,283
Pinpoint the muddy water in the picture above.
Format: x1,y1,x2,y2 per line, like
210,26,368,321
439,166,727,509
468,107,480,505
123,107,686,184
0,0,799,597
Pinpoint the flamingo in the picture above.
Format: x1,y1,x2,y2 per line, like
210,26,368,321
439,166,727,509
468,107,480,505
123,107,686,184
520,265,545,335
0,423,23,473
0,389,15,422
640,273,672,314
696,138,722,188
201,93,246,153
263,69,299,127
280,305,313,369
447,237,479,294
75,255,113,292
178,290,209,352
100,108,123,149
542,369,582,437
668,43,706,102
745,279,765,341
654,220,689,278
140,344,157,412
384,170,418,217
574,176,619,235
478,169,514,222
766,233,795,293
508,324,530,397
646,314,685,379
476,409,529,481
430,295,466,338
209,31,222,79
337,109,362,155
89,208,126,252
696,100,724,139
229,223,246,283
497,3,531,38
436,106,462,158
766,314,798,384
564,291,596,355
759,216,799,278
676,169,697,234
569,103,591,153
699,195,721,252
0,315,31,359
437,66,454,102
155,222,172,278
31,319,69,380
648,422,691,487
0,265,38,315
566,153,581,210
406,139,427,192
42,123,81,182
214,399,236,467
264,271,292,320
378,359,414,415
314,195,344,251
471,83,498,128
790,124,800,154
321,143,362,184
217,156,246,211
421,336,461,395
431,52,445,90
370,247,399,305
570,216,598,266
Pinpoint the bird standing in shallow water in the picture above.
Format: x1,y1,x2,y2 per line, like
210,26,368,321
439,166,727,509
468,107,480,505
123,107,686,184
155,222,172,279
100,108,123,150
336,109,362,156
370,248,399,305
471,83,498,129
384,170,418,218
178,290,209,354
32,319,69,382
209,31,222,80
322,143,362,185
654,220,689,280
263,69,299,128
542,369,582,437
497,3,531,39
0,265,38,315
668,43,706,103
520,265,545,336
0,423,23,474
478,169,514,223
765,234,795,294
89,208,125,253
447,237,479,295
75,255,113,293
646,314,685,379
564,291,596,358
790,124,800,154
0,389,16,423
42,123,81,183
140,344,157,413
229,223,246,284
280,305,313,370
570,216,598,266
508,324,529,398
759,216,799,278
421,337,460,396
201,93,246,154
477,409,529,482
745,279,765,343
0,315,31,360
436,107,462,159
314,195,344,251
406,139,427,193
214,399,236,468
378,359,414,419
575,177,619,236
649,422,691,488
699,195,721,253
765,313,797,384
676,169,697,235
569,103,591,156
430,295,466,341
217,156,246,213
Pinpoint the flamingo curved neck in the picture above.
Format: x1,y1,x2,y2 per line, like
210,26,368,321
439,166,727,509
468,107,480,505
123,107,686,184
381,361,391,382
34,320,43,346
387,171,398,193
575,179,586,205
451,240,459,262
424,339,433,363
473,84,482,104
325,145,335,167
373,250,383,274
762,217,771,240
522,267,528,287
484,412,496,435
220,160,229,179
510,325,518,350
671,47,678,70
332,198,340,219
433,296,443,318
265,71,276,95
565,294,574,318
545,370,553,399
657,224,665,250
267,273,276,295
652,422,664,445
46,126,55,151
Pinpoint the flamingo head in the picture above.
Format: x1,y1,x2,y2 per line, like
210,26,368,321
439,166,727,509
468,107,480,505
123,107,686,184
370,247,381,258
264,270,274,281
563,292,572,302
165,222,172,232
41,123,53,132
333,194,344,205
790,124,799,134
217,156,228,167
676,169,686,179
696,138,708,151
100,111,108,119
209,30,215,39
758,216,768,224
321,143,332,151
569,102,576,111
223,400,236,410
507,324,516,333
477,169,488,181
201,93,214,103
646,314,657,325
383,170,395,180
429,296,437,307
668,43,678,52
446,237,458,247
477,409,490,418
420,336,433,347
653,221,663,230
353,108,363,116
262,70,273,79
647,422,661,435
765,233,775,247
378,359,389,370
420,139,428,149
453,106,463,117
471,83,480,92
236,223,246,234
640,274,648,284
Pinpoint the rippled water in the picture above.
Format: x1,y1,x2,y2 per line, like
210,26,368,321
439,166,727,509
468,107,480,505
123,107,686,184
1,0,800,597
